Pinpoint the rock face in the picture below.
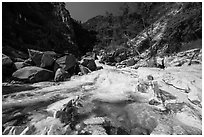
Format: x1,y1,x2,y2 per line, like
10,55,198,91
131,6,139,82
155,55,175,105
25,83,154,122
28,49,56,69
2,3,77,55
56,54,77,71
40,52,55,69
28,49,44,67
54,68,70,82
12,66,53,83
2,54,16,79
14,62,31,70
2,54,14,68
81,57,97,71
2,2,97,59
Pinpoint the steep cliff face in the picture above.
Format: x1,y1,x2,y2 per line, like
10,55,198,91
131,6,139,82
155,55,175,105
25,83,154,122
129,2,202,54
83,2,201,55
2,2,96,58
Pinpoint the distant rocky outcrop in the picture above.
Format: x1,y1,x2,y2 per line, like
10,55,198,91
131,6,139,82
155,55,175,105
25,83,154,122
3,3,76,55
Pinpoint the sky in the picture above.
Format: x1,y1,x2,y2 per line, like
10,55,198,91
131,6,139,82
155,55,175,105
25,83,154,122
66,2,127,22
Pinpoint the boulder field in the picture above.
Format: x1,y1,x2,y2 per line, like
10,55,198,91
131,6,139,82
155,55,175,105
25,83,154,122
3,49,100,83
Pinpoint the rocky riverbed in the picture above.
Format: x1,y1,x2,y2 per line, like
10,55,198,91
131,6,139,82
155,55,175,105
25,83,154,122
2,60,202,135
2,2,202,135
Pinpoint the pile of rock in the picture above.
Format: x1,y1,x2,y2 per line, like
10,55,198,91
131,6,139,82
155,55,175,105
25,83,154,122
116,58,138,68
165,48,202,67
130,48,202,69
99,46,201,70
3,49,101,83
99,48,128,66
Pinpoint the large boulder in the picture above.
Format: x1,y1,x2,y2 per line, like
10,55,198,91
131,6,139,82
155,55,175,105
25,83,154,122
14,62,31,70
28,49,60,70
12,66,53,83
2,54,14,67
54,68,70,82
81,57,97,71
44,51,59,59
40,53,55,69
2,54,16,79
28,49,44,67
56,54,77,71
